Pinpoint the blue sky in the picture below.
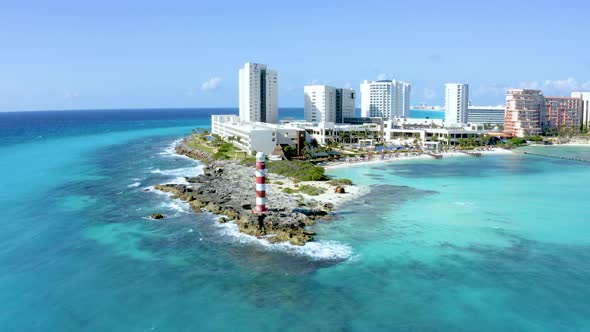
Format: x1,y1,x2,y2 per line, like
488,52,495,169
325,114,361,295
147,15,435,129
1,0,589,111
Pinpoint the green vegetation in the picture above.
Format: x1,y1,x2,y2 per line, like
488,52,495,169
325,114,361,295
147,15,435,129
508,137,527,145
282,185,326,196
298,185,326,196
328,178,353,186
212,142,238,160
524,135,543,142
283,146,297,159
273,180,284,185
266,160,328,181
187,131,255,162
186,137,215,154
282,187,297,194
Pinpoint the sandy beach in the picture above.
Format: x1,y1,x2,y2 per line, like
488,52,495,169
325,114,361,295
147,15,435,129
560,142,590,146
265,174,370,208
324,148,514,170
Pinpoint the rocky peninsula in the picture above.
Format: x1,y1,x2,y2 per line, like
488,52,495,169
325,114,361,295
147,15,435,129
153,137,363,246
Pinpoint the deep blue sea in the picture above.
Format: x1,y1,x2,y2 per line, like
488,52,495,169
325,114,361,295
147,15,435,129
1,108,589,331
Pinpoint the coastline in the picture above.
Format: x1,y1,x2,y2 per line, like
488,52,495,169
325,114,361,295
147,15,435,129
153,137,369,246
559,142,590,146
324,148,514,170
156,137,516,246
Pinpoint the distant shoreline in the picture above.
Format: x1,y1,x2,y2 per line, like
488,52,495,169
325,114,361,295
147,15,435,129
324,148,513,170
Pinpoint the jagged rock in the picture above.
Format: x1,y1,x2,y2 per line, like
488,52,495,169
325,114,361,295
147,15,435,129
335,186,346,194
319,202,334,211
151,213,164,219
151,139,343,246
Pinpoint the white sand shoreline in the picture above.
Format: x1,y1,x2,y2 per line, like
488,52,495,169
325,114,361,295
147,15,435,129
303,148,513,205
324,148,514,170
559,142,590,146
265,173,371,209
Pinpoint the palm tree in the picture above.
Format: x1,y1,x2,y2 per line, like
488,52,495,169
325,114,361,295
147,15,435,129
310,138,319,149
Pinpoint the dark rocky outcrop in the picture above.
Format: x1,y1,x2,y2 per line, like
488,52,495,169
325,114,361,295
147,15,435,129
154,182,329,246
153,139,342,246
151,213,164,219
335,186,346,194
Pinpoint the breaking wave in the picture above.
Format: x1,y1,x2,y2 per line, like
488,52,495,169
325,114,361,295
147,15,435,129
214,221,353,261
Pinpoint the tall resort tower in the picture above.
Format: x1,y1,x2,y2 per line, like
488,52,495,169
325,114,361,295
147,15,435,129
360,80,411,119
571,92,590,129
304,85,356,123
445,83,469,125
239,62,278,124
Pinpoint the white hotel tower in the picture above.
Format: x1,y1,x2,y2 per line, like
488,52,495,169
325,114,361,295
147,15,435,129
571,92,590,129
445,83,469,125
238,62,278,124
360,80,411,119
304,85,356,123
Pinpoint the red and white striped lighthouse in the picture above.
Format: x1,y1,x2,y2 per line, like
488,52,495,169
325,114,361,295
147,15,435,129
255,152,267,213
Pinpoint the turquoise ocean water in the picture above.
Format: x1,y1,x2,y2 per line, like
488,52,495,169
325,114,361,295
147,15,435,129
409,109,445,119
1,109,589,331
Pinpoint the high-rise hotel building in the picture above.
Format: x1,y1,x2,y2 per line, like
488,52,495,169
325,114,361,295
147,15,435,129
304,85,356,123
504,89,544,137
360,80,411,119
238,62,278,124
445,83,469,125
504,90,587,137
571,92,590,129
543,97,583,131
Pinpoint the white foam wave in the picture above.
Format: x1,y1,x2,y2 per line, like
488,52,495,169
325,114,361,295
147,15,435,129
128,182,141,188
453,201,474,207
214,221,353,261
150,166,203,177
167,176,189,185
145,186,191,215
161,199,192,216
150,165,204,185
159,138,195,162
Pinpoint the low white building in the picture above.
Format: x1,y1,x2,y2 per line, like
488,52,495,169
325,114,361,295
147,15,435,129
211,114,383,154
467,105,505,125
211,115,305,155
383,120,487,147
282,120,382,145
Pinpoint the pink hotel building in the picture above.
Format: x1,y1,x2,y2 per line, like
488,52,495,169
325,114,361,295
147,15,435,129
505,89,585,137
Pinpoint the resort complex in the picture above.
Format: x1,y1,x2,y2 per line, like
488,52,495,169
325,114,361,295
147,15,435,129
211,62,590,157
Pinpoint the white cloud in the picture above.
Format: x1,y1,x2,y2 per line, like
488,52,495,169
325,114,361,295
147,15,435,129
423,88,436,99
473,83,511,97
64,91,80,99
343,82,352,89
308,79,331,85
377,73,387,80
201,77,222,91
519,77,590,93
